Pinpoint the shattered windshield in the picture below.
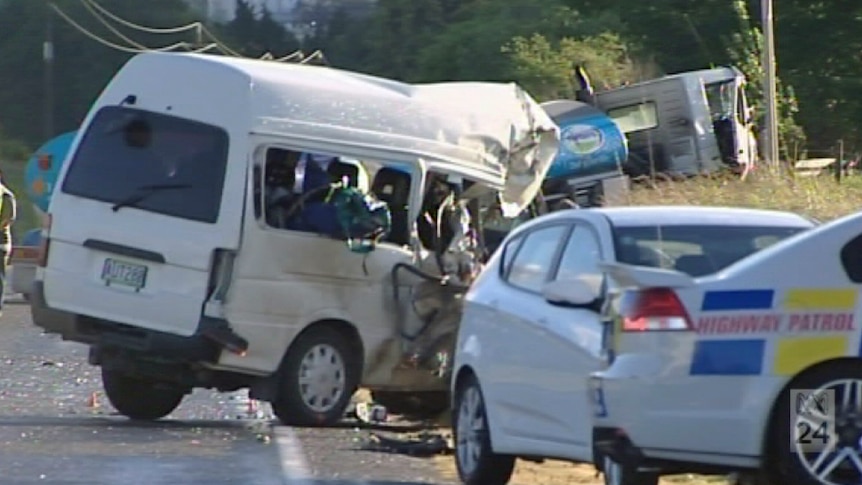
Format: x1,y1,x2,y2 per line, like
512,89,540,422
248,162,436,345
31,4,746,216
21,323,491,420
705,80,736,121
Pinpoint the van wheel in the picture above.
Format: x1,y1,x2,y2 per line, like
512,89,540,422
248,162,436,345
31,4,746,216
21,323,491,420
602,455,659,485
370,391,449,420
272,327,359,427
769,361,862,485
101,368,185,421
453,374,515,485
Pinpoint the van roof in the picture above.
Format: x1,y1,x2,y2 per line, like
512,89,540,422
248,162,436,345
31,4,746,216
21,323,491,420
599,66,743,94
97,52,560,214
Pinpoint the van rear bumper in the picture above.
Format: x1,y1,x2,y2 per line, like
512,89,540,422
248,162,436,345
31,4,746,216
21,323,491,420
30,281,226,363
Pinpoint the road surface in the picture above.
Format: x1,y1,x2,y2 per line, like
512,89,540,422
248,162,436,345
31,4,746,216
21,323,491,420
0,302,454,485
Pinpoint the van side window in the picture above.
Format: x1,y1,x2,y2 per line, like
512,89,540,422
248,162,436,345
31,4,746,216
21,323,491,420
262,148,301,229
505,225,569,293
61,106,229,224
606,102,658,134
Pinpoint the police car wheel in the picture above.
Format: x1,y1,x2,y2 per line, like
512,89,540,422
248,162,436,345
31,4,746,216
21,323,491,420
770,362,862,485
271,326,359,427
602,455,659,485
453,374,515,485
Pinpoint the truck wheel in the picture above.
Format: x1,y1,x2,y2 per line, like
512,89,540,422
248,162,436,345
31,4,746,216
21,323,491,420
453,374,515,485
370,391,449,420
769,361,862,485
101,368,185,421
272,327,359,427
602,455,659,485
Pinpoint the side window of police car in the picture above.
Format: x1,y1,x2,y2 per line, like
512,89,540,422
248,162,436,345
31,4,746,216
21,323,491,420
554,224,603,286
504,225,569,293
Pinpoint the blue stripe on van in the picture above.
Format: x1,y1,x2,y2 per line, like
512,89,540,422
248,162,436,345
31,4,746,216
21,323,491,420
701,290,774,312
689,339,765,376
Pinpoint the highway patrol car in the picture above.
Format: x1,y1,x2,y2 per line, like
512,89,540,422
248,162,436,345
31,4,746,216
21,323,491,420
591,209,862,485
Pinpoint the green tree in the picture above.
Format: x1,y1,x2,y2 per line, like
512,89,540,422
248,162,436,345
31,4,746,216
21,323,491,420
725,0,805,160
503,32,638,100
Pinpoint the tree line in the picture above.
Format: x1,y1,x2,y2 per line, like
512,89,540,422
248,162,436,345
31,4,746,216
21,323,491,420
0,0,858,161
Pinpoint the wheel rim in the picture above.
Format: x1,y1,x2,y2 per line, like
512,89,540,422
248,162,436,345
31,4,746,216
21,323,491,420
297,343,346,413
794,377,862,485
456,385,486,476
603,456,623,485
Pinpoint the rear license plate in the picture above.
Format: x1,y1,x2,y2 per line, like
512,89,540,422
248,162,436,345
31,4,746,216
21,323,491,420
101,258,148,291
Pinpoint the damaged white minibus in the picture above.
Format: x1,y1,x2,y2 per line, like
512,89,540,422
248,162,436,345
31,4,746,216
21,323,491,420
31,52,559,425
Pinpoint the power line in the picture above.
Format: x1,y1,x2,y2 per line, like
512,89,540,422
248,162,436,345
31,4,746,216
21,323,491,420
79,0,151,50
83,0,202,35
51,1,328,64
50,3,193,53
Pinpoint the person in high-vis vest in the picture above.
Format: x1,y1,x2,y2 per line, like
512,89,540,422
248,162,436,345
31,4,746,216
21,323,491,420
0,170,17,314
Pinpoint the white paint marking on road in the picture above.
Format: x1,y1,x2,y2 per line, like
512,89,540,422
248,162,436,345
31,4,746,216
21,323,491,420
274,426,316,485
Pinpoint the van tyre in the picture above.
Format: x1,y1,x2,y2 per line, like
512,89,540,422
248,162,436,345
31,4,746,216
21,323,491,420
101,368,185,421
453,374,515,485
602,455,659,485
272,327,359,427
769,361,862,485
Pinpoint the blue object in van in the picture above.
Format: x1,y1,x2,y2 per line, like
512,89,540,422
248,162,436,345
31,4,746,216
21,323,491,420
24,130,78,213
542,100,627,180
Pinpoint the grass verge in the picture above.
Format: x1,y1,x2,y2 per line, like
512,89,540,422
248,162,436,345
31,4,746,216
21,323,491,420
619,167,861,221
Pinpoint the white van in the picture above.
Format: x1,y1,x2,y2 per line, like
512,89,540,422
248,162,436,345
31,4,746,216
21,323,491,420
30,52,559,426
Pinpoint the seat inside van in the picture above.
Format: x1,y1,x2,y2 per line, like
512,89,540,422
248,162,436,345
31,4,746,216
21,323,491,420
370,168,411,246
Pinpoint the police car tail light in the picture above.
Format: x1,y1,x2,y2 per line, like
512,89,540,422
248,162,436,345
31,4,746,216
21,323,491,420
620,287,692,332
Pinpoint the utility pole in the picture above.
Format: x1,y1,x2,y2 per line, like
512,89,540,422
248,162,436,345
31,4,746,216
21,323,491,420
43,11,55,140
761,0,780,167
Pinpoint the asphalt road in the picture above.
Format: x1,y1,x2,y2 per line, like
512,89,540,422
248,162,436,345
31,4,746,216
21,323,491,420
0,302,454,485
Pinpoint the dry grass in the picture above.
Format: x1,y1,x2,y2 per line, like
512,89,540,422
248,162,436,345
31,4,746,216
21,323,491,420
618,167,862,222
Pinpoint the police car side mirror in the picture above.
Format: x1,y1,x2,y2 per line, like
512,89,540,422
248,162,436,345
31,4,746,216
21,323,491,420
542,277,601,310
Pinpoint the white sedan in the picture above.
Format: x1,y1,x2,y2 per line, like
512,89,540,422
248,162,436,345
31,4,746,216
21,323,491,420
450,206,815,485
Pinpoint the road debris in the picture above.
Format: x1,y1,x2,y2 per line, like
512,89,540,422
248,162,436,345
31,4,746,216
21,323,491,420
360,430,453,457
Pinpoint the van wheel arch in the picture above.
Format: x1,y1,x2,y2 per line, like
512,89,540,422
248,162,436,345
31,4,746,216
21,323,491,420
285,319,365,373
269,319,364,426
761,357,859,465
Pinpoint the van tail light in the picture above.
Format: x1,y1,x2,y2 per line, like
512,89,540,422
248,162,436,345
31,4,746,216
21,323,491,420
619,287,693,332
37,214,52,268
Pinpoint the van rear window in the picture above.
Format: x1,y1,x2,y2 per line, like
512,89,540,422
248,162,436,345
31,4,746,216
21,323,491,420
61,106,229,224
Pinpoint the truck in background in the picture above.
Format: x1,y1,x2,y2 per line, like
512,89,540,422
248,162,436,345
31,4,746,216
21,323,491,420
590,66,758,177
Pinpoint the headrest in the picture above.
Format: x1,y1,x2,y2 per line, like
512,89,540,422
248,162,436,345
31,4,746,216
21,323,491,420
674,254,715,277
327,160,360,187
371,167,412,203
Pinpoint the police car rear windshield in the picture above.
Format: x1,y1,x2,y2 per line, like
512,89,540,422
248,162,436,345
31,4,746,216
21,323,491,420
613,224,808,277
61,106,229,224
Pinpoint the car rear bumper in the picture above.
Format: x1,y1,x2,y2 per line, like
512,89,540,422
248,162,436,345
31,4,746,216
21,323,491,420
30,280,232,364
590,372,760,474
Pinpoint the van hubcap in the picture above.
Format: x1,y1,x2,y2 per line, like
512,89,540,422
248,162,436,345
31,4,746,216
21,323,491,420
456,385,485,475
298,344,346,413
795,378,862,485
